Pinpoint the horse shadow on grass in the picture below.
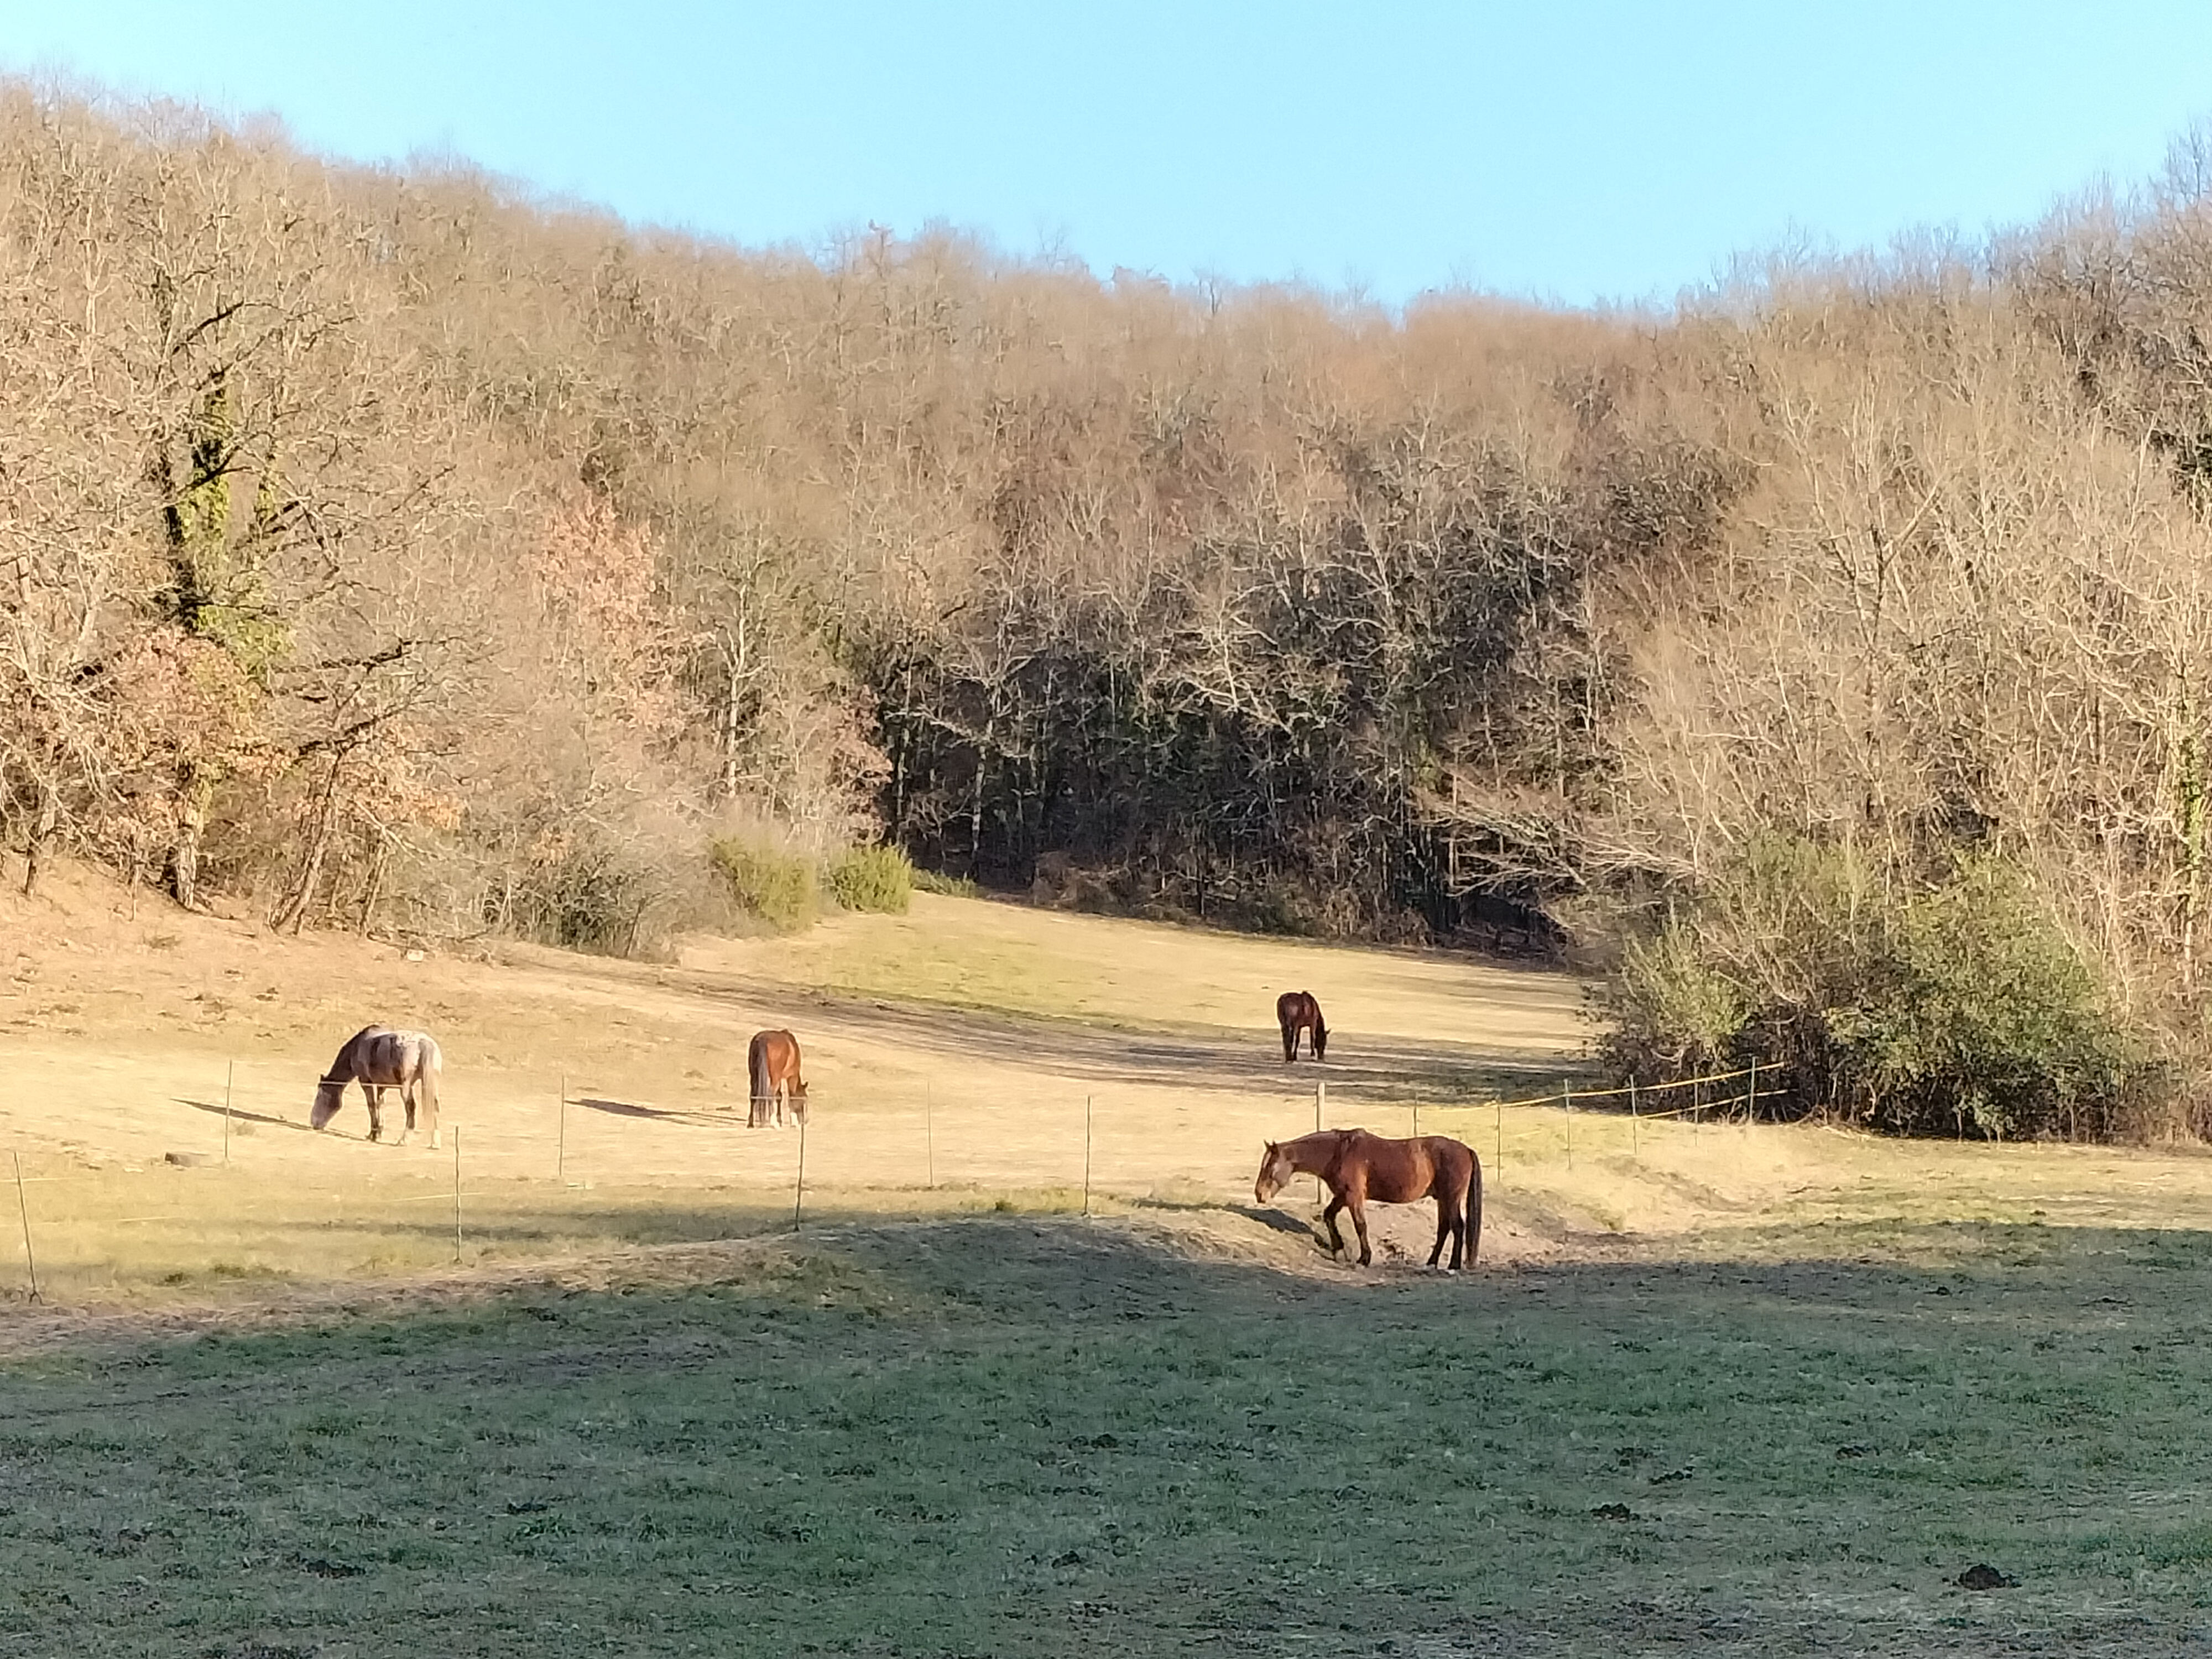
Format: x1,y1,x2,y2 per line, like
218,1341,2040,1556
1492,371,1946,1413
173,1097,315,1134
576,1095,743,1129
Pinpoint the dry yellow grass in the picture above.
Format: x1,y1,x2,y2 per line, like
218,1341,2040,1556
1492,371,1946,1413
6,860,2212,1316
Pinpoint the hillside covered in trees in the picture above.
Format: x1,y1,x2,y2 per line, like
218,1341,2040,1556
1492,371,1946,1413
12,86,2212,1136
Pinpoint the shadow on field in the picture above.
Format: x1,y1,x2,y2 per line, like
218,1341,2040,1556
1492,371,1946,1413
653,965,1574,1104
174,1095,315,1133
575,1095,739,1128
7,1212,2212,1654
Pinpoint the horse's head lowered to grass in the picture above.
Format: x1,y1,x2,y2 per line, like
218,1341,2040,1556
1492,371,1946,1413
310,1077,348,1130
1255,1139,1299,1205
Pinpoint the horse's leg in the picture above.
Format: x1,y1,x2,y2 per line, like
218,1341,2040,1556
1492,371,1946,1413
365,1085,384,1143
1427,1201,1451,1269
1348,1190,1373,1267
1282,1022,1295,1063
1319,1193,1348,1258
397,1079,417,1145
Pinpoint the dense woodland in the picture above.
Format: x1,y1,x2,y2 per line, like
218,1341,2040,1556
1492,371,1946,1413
14,87,2212,1135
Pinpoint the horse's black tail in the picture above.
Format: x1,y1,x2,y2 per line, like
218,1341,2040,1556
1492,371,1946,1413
1465,1145,1484,1269
748,1035,769,1126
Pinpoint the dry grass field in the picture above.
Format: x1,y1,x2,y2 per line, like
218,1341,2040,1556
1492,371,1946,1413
0,860,1605,1307
8,866,2212,1653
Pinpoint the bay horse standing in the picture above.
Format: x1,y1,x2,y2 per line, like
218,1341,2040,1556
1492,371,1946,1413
747,1029,808,1128
1255,1128,1480,1270
310,1026,443,1147
1276,990,1328,1062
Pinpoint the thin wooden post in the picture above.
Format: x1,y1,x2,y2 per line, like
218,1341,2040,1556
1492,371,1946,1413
12,1152,38,1303
1082,1094,1093,1217
556,1073,567,1183
925,1083,935,1191
223,1060,234,1164
793,1114,807,1230
1747,1057,1759,1122
1314,1079,1327,1201
1629,1076,1639,1162
1412,1101,1420,1139
1563,1082,1573,1170
1495,1098,1504,1191
452,1127,462,1264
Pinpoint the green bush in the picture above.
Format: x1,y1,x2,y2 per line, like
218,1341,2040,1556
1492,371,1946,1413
1600,837,2161,1140
709,836,820,933
826,844,913,914
912,868,980,899
506,833,661,957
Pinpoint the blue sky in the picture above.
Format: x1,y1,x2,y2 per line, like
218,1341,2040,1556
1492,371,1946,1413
6,1,2209,308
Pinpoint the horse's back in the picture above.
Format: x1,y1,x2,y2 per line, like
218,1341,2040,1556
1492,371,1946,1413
357,1027,436,1084
1338,1129,1474,1202
751,1028,801,1083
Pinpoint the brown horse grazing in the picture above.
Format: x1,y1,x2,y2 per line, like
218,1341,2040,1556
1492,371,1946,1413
1255,1129,1480,1271
310,1026,443,1147
1276,990,1328,1062
747,1029,808,1128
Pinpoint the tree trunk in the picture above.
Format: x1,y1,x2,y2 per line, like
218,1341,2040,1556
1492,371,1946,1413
270,764,342,933
357,828,388,935
21,782,58,898
170,773,212,910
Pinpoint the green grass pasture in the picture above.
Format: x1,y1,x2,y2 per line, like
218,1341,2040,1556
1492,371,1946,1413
4,1215,2211,1656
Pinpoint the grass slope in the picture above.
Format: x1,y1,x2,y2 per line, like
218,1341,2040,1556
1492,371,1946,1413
3,1217,2209,1656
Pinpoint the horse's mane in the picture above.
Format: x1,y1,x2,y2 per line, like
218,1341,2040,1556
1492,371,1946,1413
324,1025,380,1083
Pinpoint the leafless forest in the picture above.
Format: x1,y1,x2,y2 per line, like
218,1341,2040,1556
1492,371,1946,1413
12,87,2212,1133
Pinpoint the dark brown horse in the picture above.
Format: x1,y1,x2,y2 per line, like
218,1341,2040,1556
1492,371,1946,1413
1255,1129,1480,1271
747,1029,808,1128
1275,990,1328,1062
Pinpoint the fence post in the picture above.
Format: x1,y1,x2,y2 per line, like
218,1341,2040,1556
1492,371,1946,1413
1747,1057,1759,1122
1495,1097,1504,1192
223,1060,234,1164
1629,1076,1639,1163
793,1114,807,1231
1563,1082,1573,1170
925,1083,935,1191
1314,1080,1327,1202
1412,1101,1420,1139
12,1151,38,1304
1083,1094,1093,1217
557,1073,567,1184
452,1127,462,1264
